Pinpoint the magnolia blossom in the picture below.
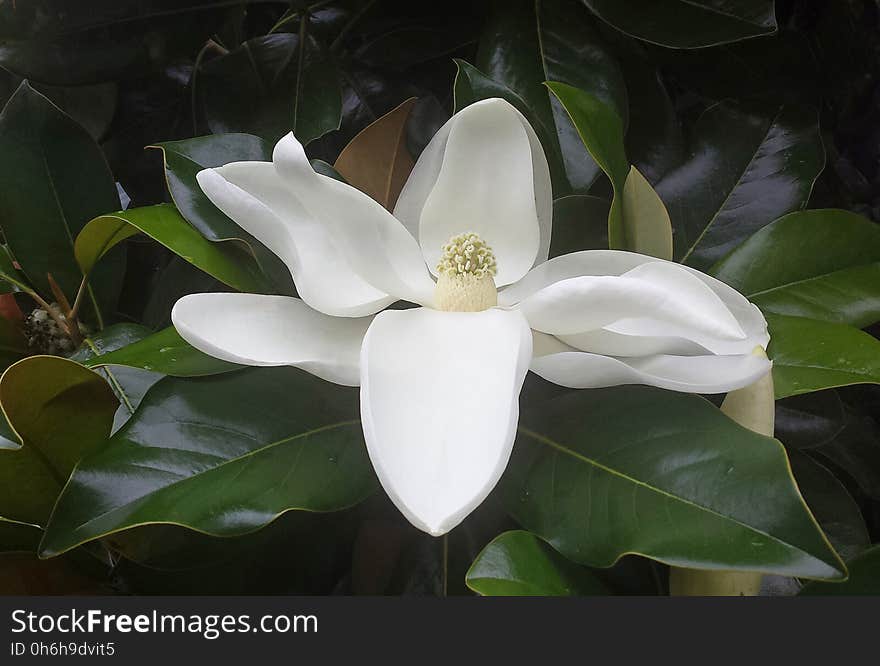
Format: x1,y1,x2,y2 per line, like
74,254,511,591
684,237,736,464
171,98,770,536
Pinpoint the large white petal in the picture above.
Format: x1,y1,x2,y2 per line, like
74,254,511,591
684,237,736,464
171,293,372,386
197,164,393,317
531,349,771,394
394,99,548,287
272,133,436,307
503,250,768,354
360,307,532,536
519,262,745,339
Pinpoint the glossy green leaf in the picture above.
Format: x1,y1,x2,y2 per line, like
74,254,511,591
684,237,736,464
775,391,846,450
40,367,376,557
152,134,273,242
622,165,673,260
0,81,122,325
0,356,117,531
200,33,342,144
546,82,628,249
813,402,880,500
466,530,611,596
712,210,880,328
74,205,270,294
789,452,869,562
82,325,241,377
767,314,880,398
549,195,610,257
800,545,880,595
656,101,824,271
622,60,683,184
581,0,777,49
504,386,845,580
460,0,627,194
150,134,293,295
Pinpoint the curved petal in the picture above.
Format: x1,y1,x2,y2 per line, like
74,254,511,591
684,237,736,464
394,99,549,286
503,250,768,355
360,307,532,536
197,165,393,317
172,293,372,386
272,133,436,307
519,262,746,339
531,349,772,394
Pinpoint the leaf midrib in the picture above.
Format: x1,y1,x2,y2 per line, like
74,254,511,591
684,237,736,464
63,419,360,535
518,425,831,564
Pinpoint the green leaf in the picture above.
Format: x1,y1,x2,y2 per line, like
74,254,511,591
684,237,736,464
40,368,377,557
656,101,825,271
581,0,777,49
800,545,880,595
466,530,611,596
152,134,273,242
504,386,845,580
82,326,241,377
766,314,880,398
74,204,270,294
550,195,610,257
789,452,869,562
546,82,628,249
622,165,673,260
150,134,294,295
812,402,880,500
711,210,880,328
200,33,342,144
0,81,123,326
775,391,846,450
0,356,117,530
460,0,627,194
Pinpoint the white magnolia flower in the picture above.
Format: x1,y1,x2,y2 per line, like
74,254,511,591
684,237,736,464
171,98,770,536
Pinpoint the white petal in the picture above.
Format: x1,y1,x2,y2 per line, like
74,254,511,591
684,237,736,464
171,293,372,386
503,250,769,354
197,165,393,317
531,350,772,394
360,307,533,536
519,262,746,339
394,99,546,287
272,133,436,307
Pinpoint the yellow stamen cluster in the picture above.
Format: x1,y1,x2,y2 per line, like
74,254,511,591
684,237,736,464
437,232,497,279
435,232,498,312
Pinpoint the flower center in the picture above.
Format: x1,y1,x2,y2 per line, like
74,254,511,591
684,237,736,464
434,232,498,312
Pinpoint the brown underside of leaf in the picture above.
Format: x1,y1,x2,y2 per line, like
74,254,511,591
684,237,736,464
334,97,418,210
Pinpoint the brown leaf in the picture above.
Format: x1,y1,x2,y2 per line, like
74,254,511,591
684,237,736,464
334,97,418,210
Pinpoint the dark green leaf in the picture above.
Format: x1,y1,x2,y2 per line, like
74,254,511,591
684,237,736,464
789,452,869,562
550,195,610,256
766,314,880,399
812,401,880,500
40,367,377,557
712,210,880,328
0,81,123,326
546,82,628,248
200,33,342,144
466,530,611,596
581,0,777,49
152,134,273,242
657,101,824,271
775,391,846,450
504,386,844,579
800,545,880,595
74,205,270,294
82,325,241,377
464,0,627,194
